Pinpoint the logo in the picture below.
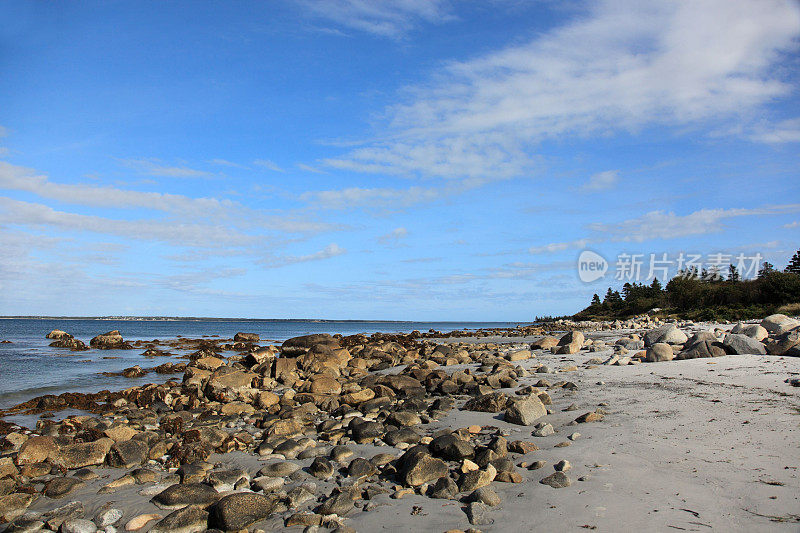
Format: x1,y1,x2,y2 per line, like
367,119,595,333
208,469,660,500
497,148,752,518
578,250,608,283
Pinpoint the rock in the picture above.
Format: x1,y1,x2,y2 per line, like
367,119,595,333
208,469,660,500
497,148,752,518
504,396,547,426
731,323,768,341
56,439,113,469
61,519,98,533
465,502,493,525
556,331,584,354
258,462,300,477
458,464,496,492
95,508,123,527
766,331,800,355
401,451,449,487
428,476,458,499
46,329,72,339
0,493,36,523
350,421,384,443
644,324,687,346
554,459,571,471
124,514,162,531
645,343,674,362
121,366,147,378
532,423,554,437
575,411,603,423
309,457,335,480
531,336,559,350
252,476,283,493
527,460,546,470
463,392,509,413
469,487,501,507
209,493,278,531
429,434,474,461
16,436,59,465
151,484,220,510
316,491,354,516
90,331,129,349
44,477,85,498
540,471,572,488
761,314,800,335
384,427,421,447
103,425,139,443
722,334,766,355
309,375,342,395
233,332,259,343
346,458,376,479
107,440,149,468
149,505,209,533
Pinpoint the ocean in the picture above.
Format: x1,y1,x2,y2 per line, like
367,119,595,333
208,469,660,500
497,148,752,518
0,318,521,416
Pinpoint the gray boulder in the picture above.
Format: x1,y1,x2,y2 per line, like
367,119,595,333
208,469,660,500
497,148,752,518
723,333,766,355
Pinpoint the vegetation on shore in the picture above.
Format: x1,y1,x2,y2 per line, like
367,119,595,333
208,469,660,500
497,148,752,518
575,249,800,321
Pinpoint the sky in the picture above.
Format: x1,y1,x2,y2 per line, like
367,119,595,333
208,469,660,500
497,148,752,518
1,0,799,321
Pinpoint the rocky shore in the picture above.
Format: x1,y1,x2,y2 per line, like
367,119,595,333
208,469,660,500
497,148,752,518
1,315,799,532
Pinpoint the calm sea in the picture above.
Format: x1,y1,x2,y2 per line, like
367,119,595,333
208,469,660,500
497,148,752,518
0,318,520,414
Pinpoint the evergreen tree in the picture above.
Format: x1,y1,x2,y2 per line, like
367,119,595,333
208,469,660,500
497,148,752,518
650,278,662,292
758,261,775,278
786,249,800,275
591,293,601,306
728,264,740,282
621,282,633,300
603,287,614,305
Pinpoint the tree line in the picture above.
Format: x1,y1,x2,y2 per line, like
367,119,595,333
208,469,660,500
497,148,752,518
575,248,800,320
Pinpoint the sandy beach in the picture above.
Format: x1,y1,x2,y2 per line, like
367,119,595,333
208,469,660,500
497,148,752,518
1,317,799,533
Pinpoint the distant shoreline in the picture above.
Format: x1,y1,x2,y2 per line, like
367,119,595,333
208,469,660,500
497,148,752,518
0,316,526,324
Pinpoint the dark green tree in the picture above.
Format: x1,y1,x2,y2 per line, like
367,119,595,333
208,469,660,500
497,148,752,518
728,264,740,282
786,249,800,275
758,261,775,278
591,293,601,306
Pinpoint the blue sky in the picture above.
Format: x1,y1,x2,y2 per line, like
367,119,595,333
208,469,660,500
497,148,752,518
1,0,799,320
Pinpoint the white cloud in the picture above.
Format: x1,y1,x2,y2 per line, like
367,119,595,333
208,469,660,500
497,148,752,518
260,243,346,268
378,226,408,244
749,118,800,144
0,160,336,233
529,239,591,255
297,163,327,174
297,0,452,38
580,170,619,192
121,158,211,178
784,221,800,229
210,158,248,168
253,159,284,172
328,0,800,180
589,204,800,242
0,198,261,249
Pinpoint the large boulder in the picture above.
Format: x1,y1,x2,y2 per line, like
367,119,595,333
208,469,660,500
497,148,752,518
281,334,339,356
504,396,547,426
463,392,509,413
731,323,768,341
233,332,259,343
151,484,220,510
556,331,584,354
399,449,449,487
765,331,800,356
644,324,688,347
16,436,59,465
209,493,278,531
46,330,72,340
56,439,114,469
204,369,257,402
89,331,130,349
760,314,800,335
723,334,766,355
149,505,209,533
645,343,674,362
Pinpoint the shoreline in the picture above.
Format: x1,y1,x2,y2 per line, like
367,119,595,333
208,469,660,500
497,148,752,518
0,315,798,531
